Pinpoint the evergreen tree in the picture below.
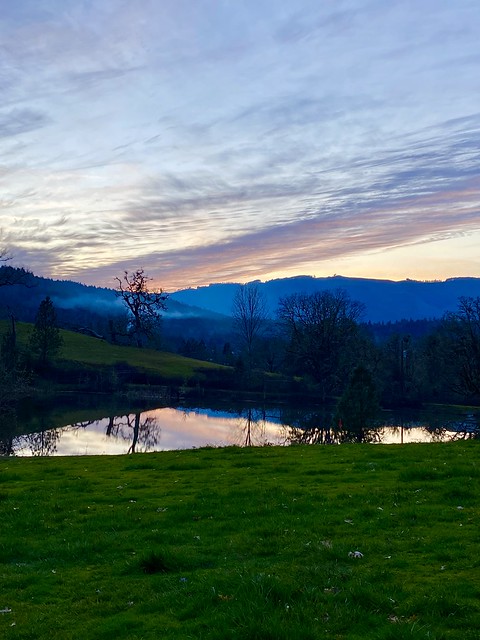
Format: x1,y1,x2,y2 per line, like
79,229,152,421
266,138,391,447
1,316,18,375
0,316,31,409
29,296,63,365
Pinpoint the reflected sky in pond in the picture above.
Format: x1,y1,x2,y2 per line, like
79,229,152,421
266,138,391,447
12,407,288,456
6,405,479,456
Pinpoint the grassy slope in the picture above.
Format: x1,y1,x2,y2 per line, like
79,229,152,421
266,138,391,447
3,321,226,382
1,442,479,639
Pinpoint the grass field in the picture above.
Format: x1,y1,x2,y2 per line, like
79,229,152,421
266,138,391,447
0,441,479,639
2,320,226,384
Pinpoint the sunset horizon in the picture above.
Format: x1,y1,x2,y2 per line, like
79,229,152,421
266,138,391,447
1,1,479,292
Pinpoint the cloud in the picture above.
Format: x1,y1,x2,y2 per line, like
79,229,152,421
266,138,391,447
61,170,479,292
5,107,480,290
64,67,140,94
0,108,50,138
1,0,479,289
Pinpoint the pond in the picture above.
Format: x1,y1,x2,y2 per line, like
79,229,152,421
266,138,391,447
1,399,478,456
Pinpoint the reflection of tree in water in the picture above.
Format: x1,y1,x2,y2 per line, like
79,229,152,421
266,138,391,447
0,435,14,455
0,408,62,456
22,429,61,456
0,408,17,455
281,406,339,445
281,406,381,445
382,412,480,443
0,426,60,456
1,418,95,456
336,421,381,444
235,407,273,447
425,413,480,442
335,365,381,443
0,412,162,456
104,412,161,453
288,425,337,445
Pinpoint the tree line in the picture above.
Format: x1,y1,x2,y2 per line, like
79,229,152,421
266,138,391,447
1,261,479,412
230,282,480,408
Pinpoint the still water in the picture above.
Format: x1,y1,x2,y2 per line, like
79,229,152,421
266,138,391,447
2,402,478,456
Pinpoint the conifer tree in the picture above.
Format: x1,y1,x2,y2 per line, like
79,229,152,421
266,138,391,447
29,296,63,365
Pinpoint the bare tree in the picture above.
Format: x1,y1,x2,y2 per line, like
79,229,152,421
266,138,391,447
0,247,33,288
114,269,168,348
278,289,364,401
232,283,268,370
443,296,480,399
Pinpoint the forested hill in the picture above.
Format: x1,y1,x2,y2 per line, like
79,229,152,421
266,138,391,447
1,269,480,324
0,269,221,326
171,275,480,322
0,270,118,323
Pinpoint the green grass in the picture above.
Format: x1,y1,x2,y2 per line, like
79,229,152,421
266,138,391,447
2,320,226,382
1,441,479,638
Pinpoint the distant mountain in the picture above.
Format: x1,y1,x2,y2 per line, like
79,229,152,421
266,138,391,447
170,275,480,322
0,270,224,325
2,269,479,325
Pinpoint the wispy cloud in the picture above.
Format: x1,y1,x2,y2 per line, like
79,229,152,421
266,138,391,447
0,108,50,138
0,0,479,289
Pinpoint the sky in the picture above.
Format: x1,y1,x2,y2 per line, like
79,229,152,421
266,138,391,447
1,0,480,292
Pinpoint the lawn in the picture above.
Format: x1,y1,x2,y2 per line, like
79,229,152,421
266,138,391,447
0,441,479,639
2,320,226,383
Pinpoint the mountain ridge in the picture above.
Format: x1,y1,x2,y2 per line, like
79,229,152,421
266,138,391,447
170,275,480,322
1,268,480,323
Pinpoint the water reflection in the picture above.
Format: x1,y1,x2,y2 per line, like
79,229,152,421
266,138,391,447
1,402,478,456
236,407,280,447
280,406,382,445
104,413,161,453
379,412,480,444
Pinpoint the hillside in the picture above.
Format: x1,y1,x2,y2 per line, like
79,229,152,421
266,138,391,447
0,269,225,326
1,320,227,386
